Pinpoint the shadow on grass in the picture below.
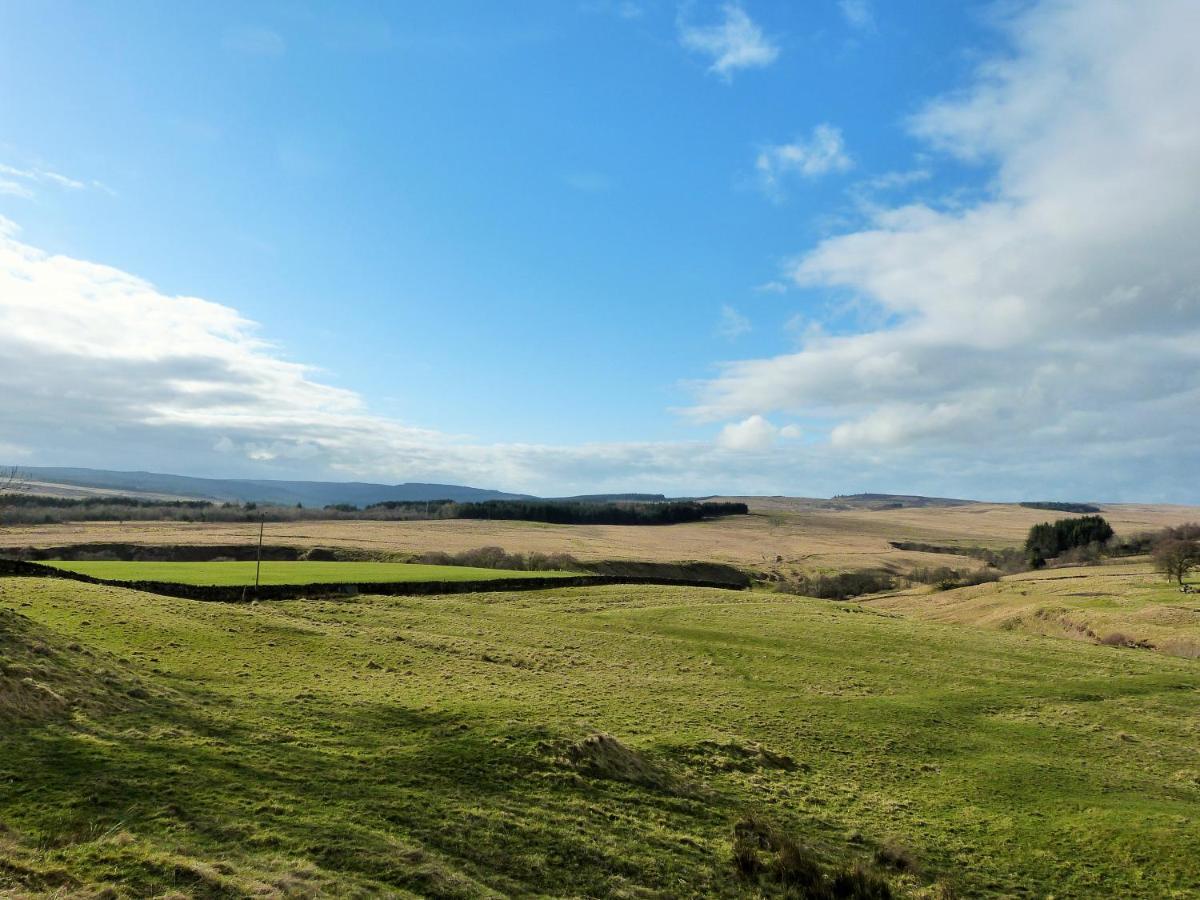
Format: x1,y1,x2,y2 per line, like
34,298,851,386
1,686,743,897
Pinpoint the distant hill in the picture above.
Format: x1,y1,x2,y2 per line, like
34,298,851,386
547,493,668,503
17,467,532,507
829,493,974,509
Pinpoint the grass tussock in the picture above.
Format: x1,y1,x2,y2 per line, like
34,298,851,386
732,815,895,899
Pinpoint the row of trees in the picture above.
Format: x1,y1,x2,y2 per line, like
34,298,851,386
453,500,748,526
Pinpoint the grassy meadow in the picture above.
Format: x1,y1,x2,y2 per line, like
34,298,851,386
2,576,1199,897
41,560,578,587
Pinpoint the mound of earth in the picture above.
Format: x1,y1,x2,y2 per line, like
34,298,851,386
560,733,678,791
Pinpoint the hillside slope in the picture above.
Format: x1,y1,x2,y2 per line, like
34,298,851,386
2,578,1198,897
865,561,1200,658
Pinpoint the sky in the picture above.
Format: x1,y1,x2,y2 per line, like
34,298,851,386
1,0,1198,500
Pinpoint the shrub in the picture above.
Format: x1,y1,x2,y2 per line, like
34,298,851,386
777,571,895,600
415,547,580,573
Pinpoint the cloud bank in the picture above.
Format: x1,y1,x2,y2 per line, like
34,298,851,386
692,0,1200,499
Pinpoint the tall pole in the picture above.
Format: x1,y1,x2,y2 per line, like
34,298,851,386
254,518,264,597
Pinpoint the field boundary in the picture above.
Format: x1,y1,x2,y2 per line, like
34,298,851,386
0,558,746,601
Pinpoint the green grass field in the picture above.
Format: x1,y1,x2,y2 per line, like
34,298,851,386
2,576,1198,897
42,559,577,586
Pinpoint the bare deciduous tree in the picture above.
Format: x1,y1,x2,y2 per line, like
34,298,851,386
1153,537,1200,585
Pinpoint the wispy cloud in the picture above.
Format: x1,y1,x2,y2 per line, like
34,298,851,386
839,0,875,32
717,304,751,339
679,4,779,79
0,162,96,200
755,124,852,197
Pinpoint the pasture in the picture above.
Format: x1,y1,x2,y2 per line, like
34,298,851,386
2,576,1199,897
41,559,577,587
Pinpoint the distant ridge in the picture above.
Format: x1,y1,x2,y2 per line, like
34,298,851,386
18,467,533,507
829,493,974,508
547,493,667,503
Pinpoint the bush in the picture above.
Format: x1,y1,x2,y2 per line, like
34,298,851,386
414,547,581,573
777,571,895,600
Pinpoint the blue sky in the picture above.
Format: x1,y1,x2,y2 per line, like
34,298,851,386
2,1,1198,499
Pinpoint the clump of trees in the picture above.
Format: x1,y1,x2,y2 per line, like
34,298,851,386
1024,515,1114,567
1019,501,1101,514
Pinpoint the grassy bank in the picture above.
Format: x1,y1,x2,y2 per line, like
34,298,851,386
41,559,577,586
2,577,1198,896
866,561,1200,659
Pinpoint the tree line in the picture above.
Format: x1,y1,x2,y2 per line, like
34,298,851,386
0,492,749,527
452,500,748,526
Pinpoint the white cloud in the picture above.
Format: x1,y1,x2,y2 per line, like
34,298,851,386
716,415,801,451
222,26,286,57
679,4,779,79
717,415,775,451
838,0,874,32
717,304,751,339
691,0,1200,494
756,124,852,197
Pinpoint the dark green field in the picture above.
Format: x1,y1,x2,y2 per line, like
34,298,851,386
42,560,576,586
2,576,1198,897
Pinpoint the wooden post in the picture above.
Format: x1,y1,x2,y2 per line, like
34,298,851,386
254,518,264,597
